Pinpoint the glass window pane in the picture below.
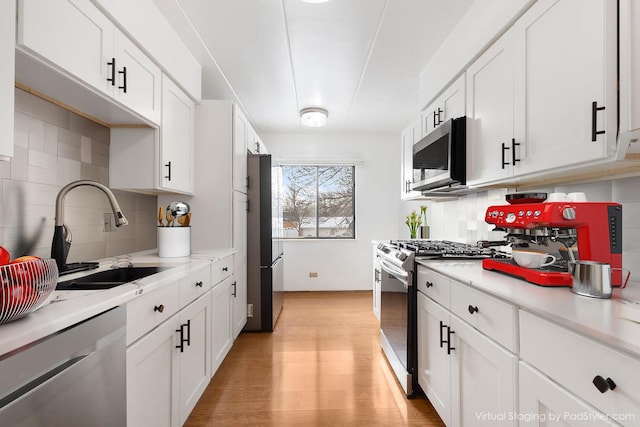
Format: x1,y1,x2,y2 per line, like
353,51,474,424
282,166,317,238
317,166,354,238
281,165,354,239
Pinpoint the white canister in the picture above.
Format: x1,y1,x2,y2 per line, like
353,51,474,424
158,226,191,257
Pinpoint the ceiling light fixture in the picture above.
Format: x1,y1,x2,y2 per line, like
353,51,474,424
300,107,328,127
300,0,330,3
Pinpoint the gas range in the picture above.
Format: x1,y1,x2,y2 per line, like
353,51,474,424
387,240,504,260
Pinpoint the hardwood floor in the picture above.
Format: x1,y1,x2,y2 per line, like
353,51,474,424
185,291,445,426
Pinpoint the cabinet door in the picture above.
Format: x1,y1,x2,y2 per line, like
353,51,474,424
466,27,517,186
232,191,248,337
161,74,195,194
514,0,616,175
211,276,233,375
442,74,466,122
450,314,518,427
417,292,452,426
400,117,422,200
113,29,162,125
127,314,180,427
178,293,211,426
0,0,15,159
519,362,620,427
233,107,249,193
17,0,114,96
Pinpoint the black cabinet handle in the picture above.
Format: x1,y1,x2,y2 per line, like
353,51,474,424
176,324,185,352
374,269,380,283
425,281,434,288
223,267,228,272
195,281,203,288
468,305,479,314
185,319,191,347
164,161,172,181
232,281,237,297
501,142,510,169
511,138,520,165
255,141,260,153
107,58,116,86
591,101,605,141
436,107,443,125
154,304,164,313
593,375,616,393
118,66,127,93
447,327,456,354
439,320,446,348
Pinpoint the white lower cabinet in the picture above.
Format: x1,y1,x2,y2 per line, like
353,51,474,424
449,314,518,427
127,312,180,427
417,265,518,427
211,275,233,375
520,310,640,425
127,292,211,427
418,292,453,426
177,293,211,425
372,247,381,320
519,362,620,427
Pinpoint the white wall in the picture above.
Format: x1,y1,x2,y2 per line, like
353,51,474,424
262,133,401,291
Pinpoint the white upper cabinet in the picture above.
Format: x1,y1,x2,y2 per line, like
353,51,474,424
400,115,422,200
467,0,617,186
17,0,161,125
233,107,249,194
161,74,195,194
466,27,518,186
18,0,115,95
110,74,194,195
421,74,466,138
512,0,617,175
112,30,162,125
616,0,639,155
0,0,15,159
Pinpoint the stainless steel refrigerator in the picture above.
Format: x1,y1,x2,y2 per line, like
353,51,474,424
245,153,284,332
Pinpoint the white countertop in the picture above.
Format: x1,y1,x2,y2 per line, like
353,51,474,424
417,259,640,358
0,249,234,357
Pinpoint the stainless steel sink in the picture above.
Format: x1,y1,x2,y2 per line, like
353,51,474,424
56,266,169,290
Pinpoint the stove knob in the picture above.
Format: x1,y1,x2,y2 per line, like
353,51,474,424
534,210,541,217
518,210,525,217
505,213,517,224
562,207,577,220
526,210,532,217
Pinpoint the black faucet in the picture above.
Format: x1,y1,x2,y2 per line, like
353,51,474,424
51,180,129,271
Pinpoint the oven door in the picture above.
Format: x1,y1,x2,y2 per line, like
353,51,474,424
379,259,415,397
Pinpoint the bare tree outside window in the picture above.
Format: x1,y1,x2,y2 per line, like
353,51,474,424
282,165,355,239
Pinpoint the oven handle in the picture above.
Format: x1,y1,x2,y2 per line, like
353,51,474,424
380,260,410,287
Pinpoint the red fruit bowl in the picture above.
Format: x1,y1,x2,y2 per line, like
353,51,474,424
0,258,59,323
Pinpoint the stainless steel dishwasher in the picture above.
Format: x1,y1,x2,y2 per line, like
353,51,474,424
0,306,126,426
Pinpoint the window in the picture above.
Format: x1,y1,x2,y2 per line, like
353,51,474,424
281,165,355,239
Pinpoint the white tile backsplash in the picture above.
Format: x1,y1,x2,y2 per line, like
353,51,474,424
1,89,157,262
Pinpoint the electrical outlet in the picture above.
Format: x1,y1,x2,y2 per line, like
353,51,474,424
309,272,318,278
103,213,116,232
247,304,254,318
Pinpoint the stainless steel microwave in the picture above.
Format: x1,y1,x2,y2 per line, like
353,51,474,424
411,116,466,192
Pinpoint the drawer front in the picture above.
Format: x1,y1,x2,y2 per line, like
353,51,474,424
127,282,180,345
179,264,211,307
450,281,517,352
211,255,233,285
416,266,451,309
520,310,640,419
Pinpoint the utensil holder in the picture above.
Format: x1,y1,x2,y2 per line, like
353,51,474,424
158,226,191,258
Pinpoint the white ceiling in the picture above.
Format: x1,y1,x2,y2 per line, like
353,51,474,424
156,0,474,134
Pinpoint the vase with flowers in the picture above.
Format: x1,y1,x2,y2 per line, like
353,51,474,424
419,205,429,239
405,210,422,239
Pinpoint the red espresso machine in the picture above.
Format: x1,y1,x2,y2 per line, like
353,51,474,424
482,201,623,286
